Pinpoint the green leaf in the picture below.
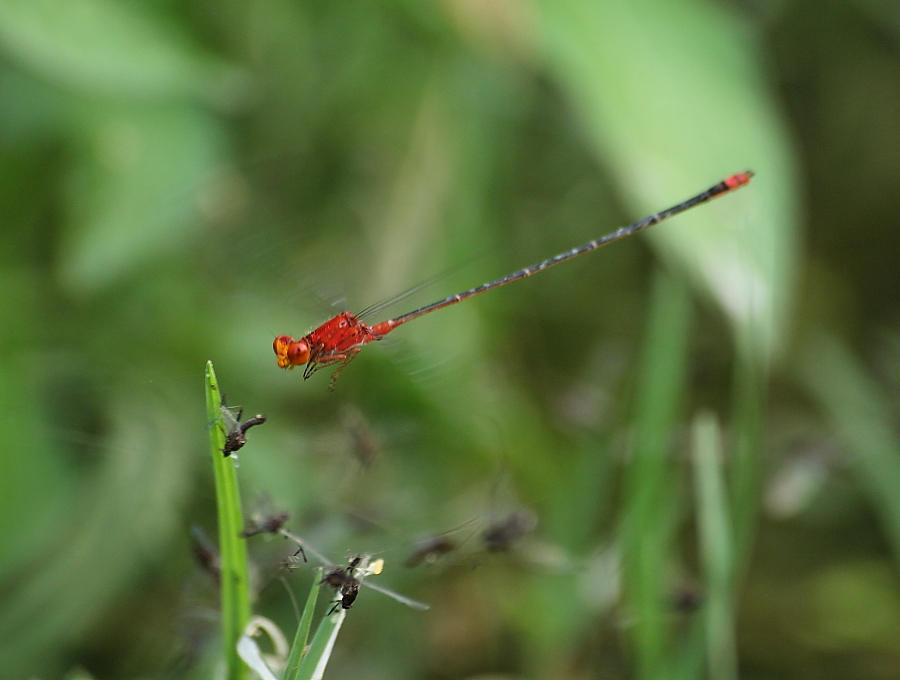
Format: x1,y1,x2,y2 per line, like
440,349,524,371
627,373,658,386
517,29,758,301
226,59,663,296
620,269,692,678
284,568,323,680
0,383,194,673
293,608,346,680
796,332,900,563
0,0,239,103
205,361,251,680
691,412,737,680
60,102,226,293
537,0,800,362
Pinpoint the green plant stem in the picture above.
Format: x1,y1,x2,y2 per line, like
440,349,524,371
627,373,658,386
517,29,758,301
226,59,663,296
621,269,692,680
691,412,737,680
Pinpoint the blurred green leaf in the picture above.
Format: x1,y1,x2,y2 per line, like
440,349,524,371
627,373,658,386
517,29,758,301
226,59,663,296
796,332,900,563
0,269,69,583
537,0,800,362
60,102,226,293
0,385,194,675
621,269,691,679
0,0,241,103
691,411,737,680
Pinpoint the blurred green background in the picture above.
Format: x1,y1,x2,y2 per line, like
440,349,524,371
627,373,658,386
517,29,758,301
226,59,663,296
1,0,899,678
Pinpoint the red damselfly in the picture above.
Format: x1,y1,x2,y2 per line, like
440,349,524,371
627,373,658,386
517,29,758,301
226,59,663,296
274,172,754,388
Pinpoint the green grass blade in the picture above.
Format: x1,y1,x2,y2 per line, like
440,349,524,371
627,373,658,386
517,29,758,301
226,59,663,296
670,616,707,680
283,569,323,680
796,332,900,562
691,412,737,680
293,608,346,680
205,361,251,680
621,269,692,679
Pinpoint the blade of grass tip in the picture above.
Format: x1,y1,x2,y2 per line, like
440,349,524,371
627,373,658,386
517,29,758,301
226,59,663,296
796,331,900,563
691,412,737,680
294,608,347,680
283,568,323,680
205,361,251,680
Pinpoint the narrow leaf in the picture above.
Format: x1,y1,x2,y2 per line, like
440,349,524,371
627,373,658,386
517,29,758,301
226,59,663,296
284,569,322,680
294,608,346,680
691,412,737,680
205,361,251,680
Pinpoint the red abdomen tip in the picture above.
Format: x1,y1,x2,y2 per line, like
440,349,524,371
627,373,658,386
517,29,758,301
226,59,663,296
724,171,755,189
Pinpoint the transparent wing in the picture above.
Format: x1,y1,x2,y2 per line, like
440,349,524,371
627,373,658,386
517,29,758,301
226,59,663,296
360,579,430,611
219,402,242,434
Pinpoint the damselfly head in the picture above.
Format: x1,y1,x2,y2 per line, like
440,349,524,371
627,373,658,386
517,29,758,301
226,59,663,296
273,335,309,369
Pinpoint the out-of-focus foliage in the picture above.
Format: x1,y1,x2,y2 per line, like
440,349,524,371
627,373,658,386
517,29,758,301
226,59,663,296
0,0,899,678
